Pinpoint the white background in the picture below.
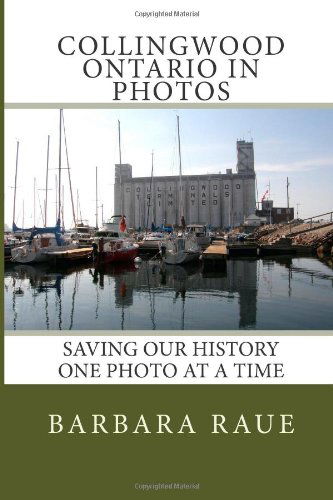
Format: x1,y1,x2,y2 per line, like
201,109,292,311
5,335,333,384
5,0,333,103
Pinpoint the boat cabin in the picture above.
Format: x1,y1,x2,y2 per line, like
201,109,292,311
186,224,207,237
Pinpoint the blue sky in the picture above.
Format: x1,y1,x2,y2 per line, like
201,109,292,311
5,108,333,228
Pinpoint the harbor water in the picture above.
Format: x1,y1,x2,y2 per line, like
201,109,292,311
4,256,333,331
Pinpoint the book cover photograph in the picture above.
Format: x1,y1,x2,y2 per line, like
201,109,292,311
2,1,333,498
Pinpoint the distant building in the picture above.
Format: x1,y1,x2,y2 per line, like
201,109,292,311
256,200,294,224
114,140,256,229
244,213,267,227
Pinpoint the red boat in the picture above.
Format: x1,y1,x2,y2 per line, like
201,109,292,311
93,216,138,266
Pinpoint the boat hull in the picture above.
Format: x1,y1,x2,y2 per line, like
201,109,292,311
138,240,162,251
160,236,201,265
163,251,200,265
95,247,138,265
11,247,52,264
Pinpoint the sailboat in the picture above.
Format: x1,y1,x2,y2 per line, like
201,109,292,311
159,116,201,265
11,110,87,264
93,122,138,265
138,151,166,251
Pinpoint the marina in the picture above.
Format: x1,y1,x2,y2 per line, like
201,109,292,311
4,108,333,331
4,256,333,330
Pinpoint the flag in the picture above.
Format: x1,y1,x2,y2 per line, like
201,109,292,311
261,189,269,202
119,216,126,232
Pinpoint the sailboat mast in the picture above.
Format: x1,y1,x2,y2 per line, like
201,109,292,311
146,150,154,230
95,166,98,229
62,111,77,227
286,176,290,226
62,185,65,229
176,115,183,224
76,189,79,224
58,109,63,224
118,119,122,165
55,175,58,222
45,135,50,226
12,141,19,229
77,190,83,221
118,120,123,215
33,177,36,226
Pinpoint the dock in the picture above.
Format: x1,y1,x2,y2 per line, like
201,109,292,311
202,239,314,263
48,247,92,262
202,241,228,262
203,240,260,262
227,242,258,257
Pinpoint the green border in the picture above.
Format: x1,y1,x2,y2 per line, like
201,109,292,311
2,2,333,497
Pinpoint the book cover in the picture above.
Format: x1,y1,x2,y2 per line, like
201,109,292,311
2,1,333,498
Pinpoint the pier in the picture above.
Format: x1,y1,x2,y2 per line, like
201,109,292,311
202,241,228,262
202,241,258,264
47,247,92,263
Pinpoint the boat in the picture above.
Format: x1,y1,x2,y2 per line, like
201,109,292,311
69,220,95,247
10,110,94,264
93,215,139,265
160,234,201,265
186,224,211,248
4,234,26,262
137,231,166,251
159,116,201,265
11,224,80,264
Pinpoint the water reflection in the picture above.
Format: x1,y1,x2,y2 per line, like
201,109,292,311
4,256,333,330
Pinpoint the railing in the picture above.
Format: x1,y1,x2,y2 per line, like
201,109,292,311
301,211,333,229
284,211,333,235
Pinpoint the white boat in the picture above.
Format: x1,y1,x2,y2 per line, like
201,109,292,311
69,221,95,246
186,224,211,248
11,110,86,264
11,226,78,264
160,116,201,265
138,232,166,250
159,234,201,265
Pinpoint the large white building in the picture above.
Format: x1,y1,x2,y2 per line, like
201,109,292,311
114,140,256,229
